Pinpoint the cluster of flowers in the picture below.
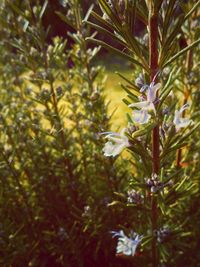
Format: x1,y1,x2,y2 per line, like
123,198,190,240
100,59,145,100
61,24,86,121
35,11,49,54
145,173,173,193
102,76,192,157
127,189,144,204
103,76,191,257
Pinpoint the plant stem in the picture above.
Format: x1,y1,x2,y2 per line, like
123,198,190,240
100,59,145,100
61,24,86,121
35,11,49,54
149,5,159,267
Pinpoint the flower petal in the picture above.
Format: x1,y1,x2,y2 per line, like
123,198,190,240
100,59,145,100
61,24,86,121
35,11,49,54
175,118,191,130
132,109,151,124
103,141,125,157
180,103,189,113
173,105,192,130
128,101,149,109
112,230,142,257
147,82,161,102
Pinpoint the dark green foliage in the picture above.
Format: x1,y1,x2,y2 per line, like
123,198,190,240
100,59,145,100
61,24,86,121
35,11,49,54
0,1,131,266
85,1,200,266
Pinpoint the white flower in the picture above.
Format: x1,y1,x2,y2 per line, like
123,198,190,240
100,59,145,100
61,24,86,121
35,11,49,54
173,104,192,130
129,82,161,124
132,109,151,125
111,230,143,256
102,128,129,157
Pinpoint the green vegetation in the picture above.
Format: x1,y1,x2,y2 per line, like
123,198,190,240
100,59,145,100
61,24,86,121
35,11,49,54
0,1,200,267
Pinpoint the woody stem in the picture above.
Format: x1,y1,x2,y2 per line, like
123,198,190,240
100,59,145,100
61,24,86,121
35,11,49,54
149,5,159,267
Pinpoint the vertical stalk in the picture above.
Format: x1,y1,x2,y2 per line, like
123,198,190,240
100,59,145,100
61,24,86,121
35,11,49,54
149,3,159,267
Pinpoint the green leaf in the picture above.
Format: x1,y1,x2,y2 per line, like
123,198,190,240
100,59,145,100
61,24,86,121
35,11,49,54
122,98,131,106
83,21,126,47
158,194,166,215
85,38,146,69
177,122,200,146
160,67,179,97
184,0,200,22
121,84,139,100
161,142,188,159
163,38,200,68
126,0,136,33
135,2,148,25
113,192,126,199
132,123,157,138
107,200,125,207
55,11,76,30
162,0,177,42
155,0,164,12
121,24,149,69
128,147,152,174
160,15,185,66
116,72,140,91
90,7,148,70
158,67,180,110
159,245,169,262
91,11,116,32
141,235,152,247
7,2,29,19
98,0,148,68
23,20,29,32
175,175,188,191
98,0,121,31
39,0,48,20
126,113,133,123
84,4,94,21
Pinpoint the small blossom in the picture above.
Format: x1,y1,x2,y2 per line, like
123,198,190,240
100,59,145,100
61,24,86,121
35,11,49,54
162,107,170,116
135,73,145,88
173,104,192,130
127,189,144,205
145,173,172,193
82,205,91,217
57,227,68,241
101,128,129,157
111,230,143,256
156,227,171,243
129,81,161,124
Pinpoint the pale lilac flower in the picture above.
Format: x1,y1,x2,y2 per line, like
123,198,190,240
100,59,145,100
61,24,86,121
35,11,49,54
132,109,151,125
127,189,144,205
102,128,129,157
129,82,161,124
111,230,143,256
173,104,192,130
135,73,145,88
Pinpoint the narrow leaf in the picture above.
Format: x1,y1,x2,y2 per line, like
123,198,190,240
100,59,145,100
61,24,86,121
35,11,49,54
84,4,94,21
39,0,48,19
163,38,200,68
56,11,76,30
85,38,146,69
83,21,126,47
132,123,157,138
184,0,200,22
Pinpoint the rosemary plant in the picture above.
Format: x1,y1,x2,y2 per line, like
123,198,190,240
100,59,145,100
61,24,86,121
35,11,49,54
85,0,200,266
